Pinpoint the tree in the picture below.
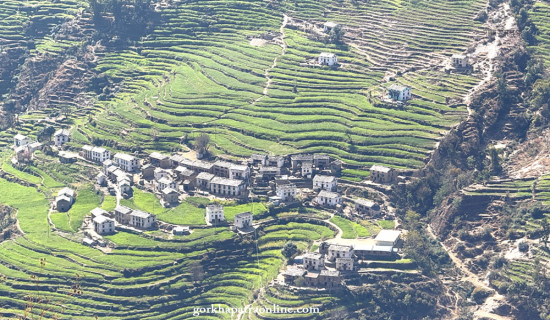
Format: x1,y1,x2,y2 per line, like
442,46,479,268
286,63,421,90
193,133,210,156
541,219,550,249
37,125,55,142
281,242,297,259
489,148,502,176
328,25,345,44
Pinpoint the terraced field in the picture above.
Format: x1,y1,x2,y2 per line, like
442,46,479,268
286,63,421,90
0,163,338,319
529,1,550,67
75,0,487,171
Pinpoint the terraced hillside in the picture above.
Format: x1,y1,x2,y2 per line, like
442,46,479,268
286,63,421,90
74,0,487,170
0,162,341,319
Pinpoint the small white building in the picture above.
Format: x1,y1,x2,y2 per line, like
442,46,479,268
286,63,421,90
276,183,297,202
335,257,354,271
355,198,381,216
82,145,111,163
370,165,397,184
157,177,177,193
93,215,115,235
328,244,353,261
234,211,253,229
27,142,42,153
313,175,337,191
53,129,70,146
96,172,107,186
323,22,340,33
206,204,225,224
318,52,338,66
118,178,132,195
266,155,285,168
374,230,401,247
14,134,30,147
451,54,469,68
114,153,140,172
387,84,412,101
301,161,313,178
316,190,341,207
303,252,323,270
173,226,190,236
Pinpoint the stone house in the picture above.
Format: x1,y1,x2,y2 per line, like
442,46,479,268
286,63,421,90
206,204,225,224
82,145,111,163
327,244,353,261
53,129,70,146
355,198,381,216
369,165,397,184
318,52,338,66
387,84,412,101
313,175,337,191
93,216,115,235
303,253,323,271
114,153,140,172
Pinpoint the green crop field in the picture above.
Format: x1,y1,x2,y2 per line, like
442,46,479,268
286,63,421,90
61,0,488,172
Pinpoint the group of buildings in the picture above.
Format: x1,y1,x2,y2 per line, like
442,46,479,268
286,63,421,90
12,130,71,163
283,230,402,288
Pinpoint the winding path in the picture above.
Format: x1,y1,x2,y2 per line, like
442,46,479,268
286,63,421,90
253,14,288,103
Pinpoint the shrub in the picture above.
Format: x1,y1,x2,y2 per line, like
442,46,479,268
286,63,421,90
518,241,529,253
472,287,491,304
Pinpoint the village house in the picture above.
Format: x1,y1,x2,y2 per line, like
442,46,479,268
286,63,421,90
316,190,342,207
290,154,314,170
387,84,412,101
452,54,469,68
303,253,323,271
25,142,42,154
114,153,140,173
258,166,281,181
114,205,133,225
370,165,397,184
328,244,353,261
276,183,297,202
213,160,250,180
161,188,179,206
175,166,194,180
171,156,213,173
318,52,338,66
93,215,115,235
14,134,30,147
53,129,70,147
141,164,155,180
283,267,307,285
206,204,225,224
323,21,340,33
234,211,253,229
157,177,177,193
118,178,132,195
129,209,157,229
314,154,331,168
96,172,107,186
196,172,215,190
355,198,381,216
210,177,247,197
250,154,267,167
55,187,75,212
154,168,173,181
91,207,109,219
313,174,337,191
374,230,402,247
336,258,354,271
59,152,77,164
149,152,171,169
82,145,111,163
318,270,341,288
266,155,285,168
301,161,313,178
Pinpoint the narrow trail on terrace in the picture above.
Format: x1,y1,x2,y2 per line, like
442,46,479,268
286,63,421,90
427,225,510,320
253,14,288,104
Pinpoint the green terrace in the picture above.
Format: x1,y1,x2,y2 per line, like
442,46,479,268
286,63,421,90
78,0,486,172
